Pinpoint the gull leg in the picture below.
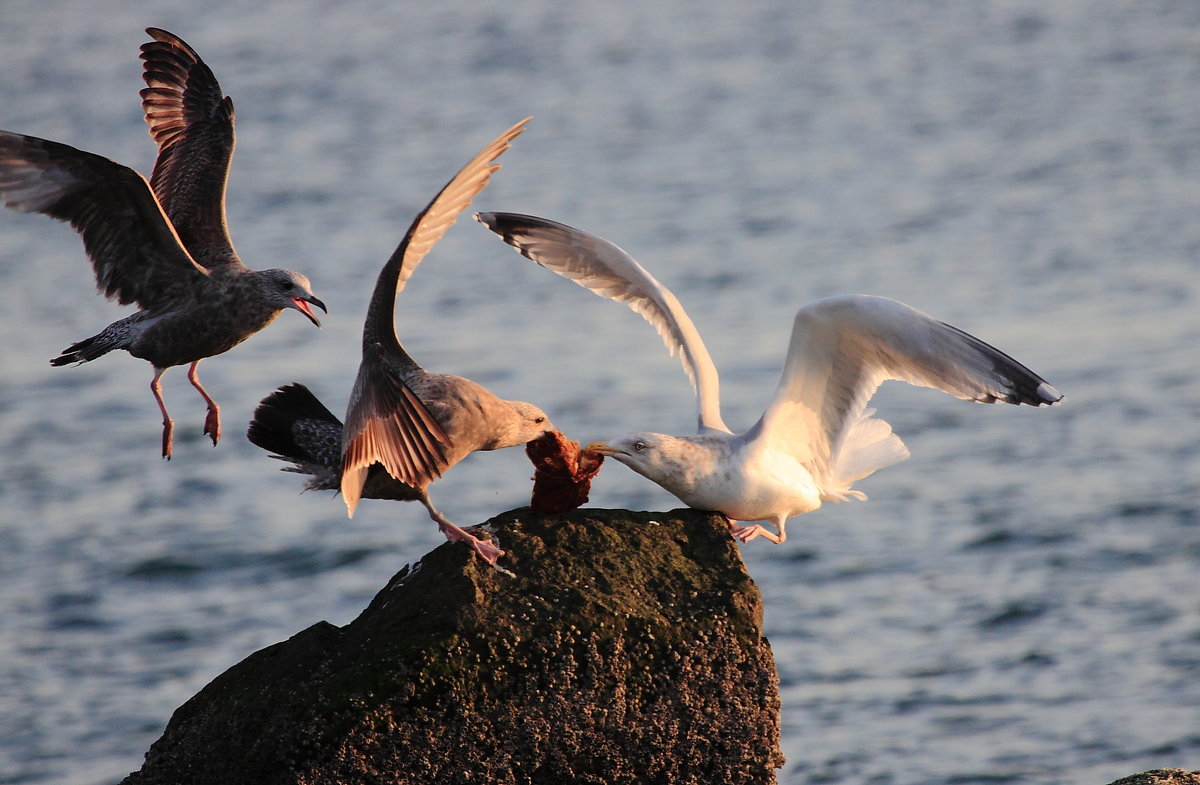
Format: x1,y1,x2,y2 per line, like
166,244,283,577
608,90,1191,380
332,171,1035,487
421,498,505,565
729,520,787,545
186,360,221,446
151,367,174,460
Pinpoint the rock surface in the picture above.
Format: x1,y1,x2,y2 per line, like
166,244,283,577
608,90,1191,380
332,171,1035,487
1108,771,1200,785
122,507,783,785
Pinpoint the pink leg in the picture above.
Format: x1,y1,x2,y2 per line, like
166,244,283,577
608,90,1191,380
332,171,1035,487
187,360,221,446
438,520,506,564
151,367,174,460
729,521,786,545
423,500,505,564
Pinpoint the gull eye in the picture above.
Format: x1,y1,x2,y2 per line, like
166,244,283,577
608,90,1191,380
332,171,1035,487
282,280,295,291
534,416,546,424
633,441,647,452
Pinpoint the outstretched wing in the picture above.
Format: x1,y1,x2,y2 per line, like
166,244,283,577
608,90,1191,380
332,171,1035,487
0,130,208,310
361,117,531,349
749,294,1062,499
476,212,729,434
140,27,240,270
342,119,531,513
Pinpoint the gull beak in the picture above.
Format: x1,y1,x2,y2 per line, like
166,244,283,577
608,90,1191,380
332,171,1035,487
291,295,327,327
585,441,622,457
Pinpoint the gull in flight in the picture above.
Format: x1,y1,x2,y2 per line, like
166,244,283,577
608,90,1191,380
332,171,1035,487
251,119,553,565
0,28,325,459
477,212,1062,544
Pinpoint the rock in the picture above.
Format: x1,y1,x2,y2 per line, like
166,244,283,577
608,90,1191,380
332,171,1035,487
1107,771,1200,785
121,507,783,785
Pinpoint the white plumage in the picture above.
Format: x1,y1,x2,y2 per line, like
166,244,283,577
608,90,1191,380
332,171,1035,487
477,212,1062,544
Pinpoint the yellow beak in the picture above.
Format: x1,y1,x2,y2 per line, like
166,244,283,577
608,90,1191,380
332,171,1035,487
585,441,621,456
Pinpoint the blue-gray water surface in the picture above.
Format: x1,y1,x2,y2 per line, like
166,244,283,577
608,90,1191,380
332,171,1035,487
0,2,1197,783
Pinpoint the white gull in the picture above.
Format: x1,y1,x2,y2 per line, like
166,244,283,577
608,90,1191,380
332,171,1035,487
476,212,1062,544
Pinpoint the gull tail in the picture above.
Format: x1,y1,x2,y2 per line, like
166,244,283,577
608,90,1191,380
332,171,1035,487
249,384,423,504
819,409,911,503
247,383,343,491
50,313,146,366
50,330,122,366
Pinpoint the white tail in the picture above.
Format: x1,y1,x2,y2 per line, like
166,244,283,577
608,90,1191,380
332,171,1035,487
819,409,911,503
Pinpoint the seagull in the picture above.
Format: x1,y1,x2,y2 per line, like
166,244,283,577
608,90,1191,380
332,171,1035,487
476,212,1063,545
250,119,553,565
0,29,325,459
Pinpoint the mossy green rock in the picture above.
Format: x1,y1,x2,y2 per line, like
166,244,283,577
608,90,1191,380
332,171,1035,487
122,507,783,785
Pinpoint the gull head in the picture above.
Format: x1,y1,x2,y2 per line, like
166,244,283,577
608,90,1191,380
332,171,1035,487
586,432,714,499
259,269,327,327
503,400,556,446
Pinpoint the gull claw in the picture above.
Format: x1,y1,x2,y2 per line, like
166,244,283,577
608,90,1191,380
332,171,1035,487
204,406,221,446
729,522,783,545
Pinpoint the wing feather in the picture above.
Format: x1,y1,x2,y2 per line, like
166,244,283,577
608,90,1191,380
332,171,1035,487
361,118,531,348
341,355,452,516
0,129,207,310
752,294,1062,496
139,27,239,268
476,212,729,434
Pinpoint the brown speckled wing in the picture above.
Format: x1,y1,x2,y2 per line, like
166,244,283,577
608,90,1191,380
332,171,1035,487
140,27,240,270
0,130,208,310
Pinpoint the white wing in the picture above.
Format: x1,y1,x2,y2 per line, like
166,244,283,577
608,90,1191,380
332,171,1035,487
748,295,1062,500
477,212,729,434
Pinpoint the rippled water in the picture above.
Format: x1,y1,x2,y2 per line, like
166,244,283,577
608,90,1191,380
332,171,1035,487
1,1,1197,783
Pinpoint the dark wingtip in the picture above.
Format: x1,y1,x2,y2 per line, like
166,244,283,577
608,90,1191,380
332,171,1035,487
474,211,555,252
474,211,531,236
1034,381,1064,406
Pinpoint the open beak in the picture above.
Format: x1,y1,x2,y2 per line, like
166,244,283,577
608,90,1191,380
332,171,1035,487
585,441,622,457
291,295,328,327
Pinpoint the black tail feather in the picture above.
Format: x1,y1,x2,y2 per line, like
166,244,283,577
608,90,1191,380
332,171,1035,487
247,383,341,460
50,334,106,366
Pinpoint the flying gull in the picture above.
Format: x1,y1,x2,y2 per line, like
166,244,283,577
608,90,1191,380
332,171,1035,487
0,29,325,459
477,212,1063,544
250,119,553,564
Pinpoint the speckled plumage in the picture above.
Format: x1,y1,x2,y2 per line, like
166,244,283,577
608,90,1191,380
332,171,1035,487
0,29,325,458
252,119,551,565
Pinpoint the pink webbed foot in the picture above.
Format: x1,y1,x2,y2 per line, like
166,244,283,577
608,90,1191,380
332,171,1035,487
161,418,174,461
729,522,785,544
203,404,221,447
437,520,506,565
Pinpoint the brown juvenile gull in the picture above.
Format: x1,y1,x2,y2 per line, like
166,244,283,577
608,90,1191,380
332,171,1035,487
250,119,552,565
0,34,325,460
477,212,1063,545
